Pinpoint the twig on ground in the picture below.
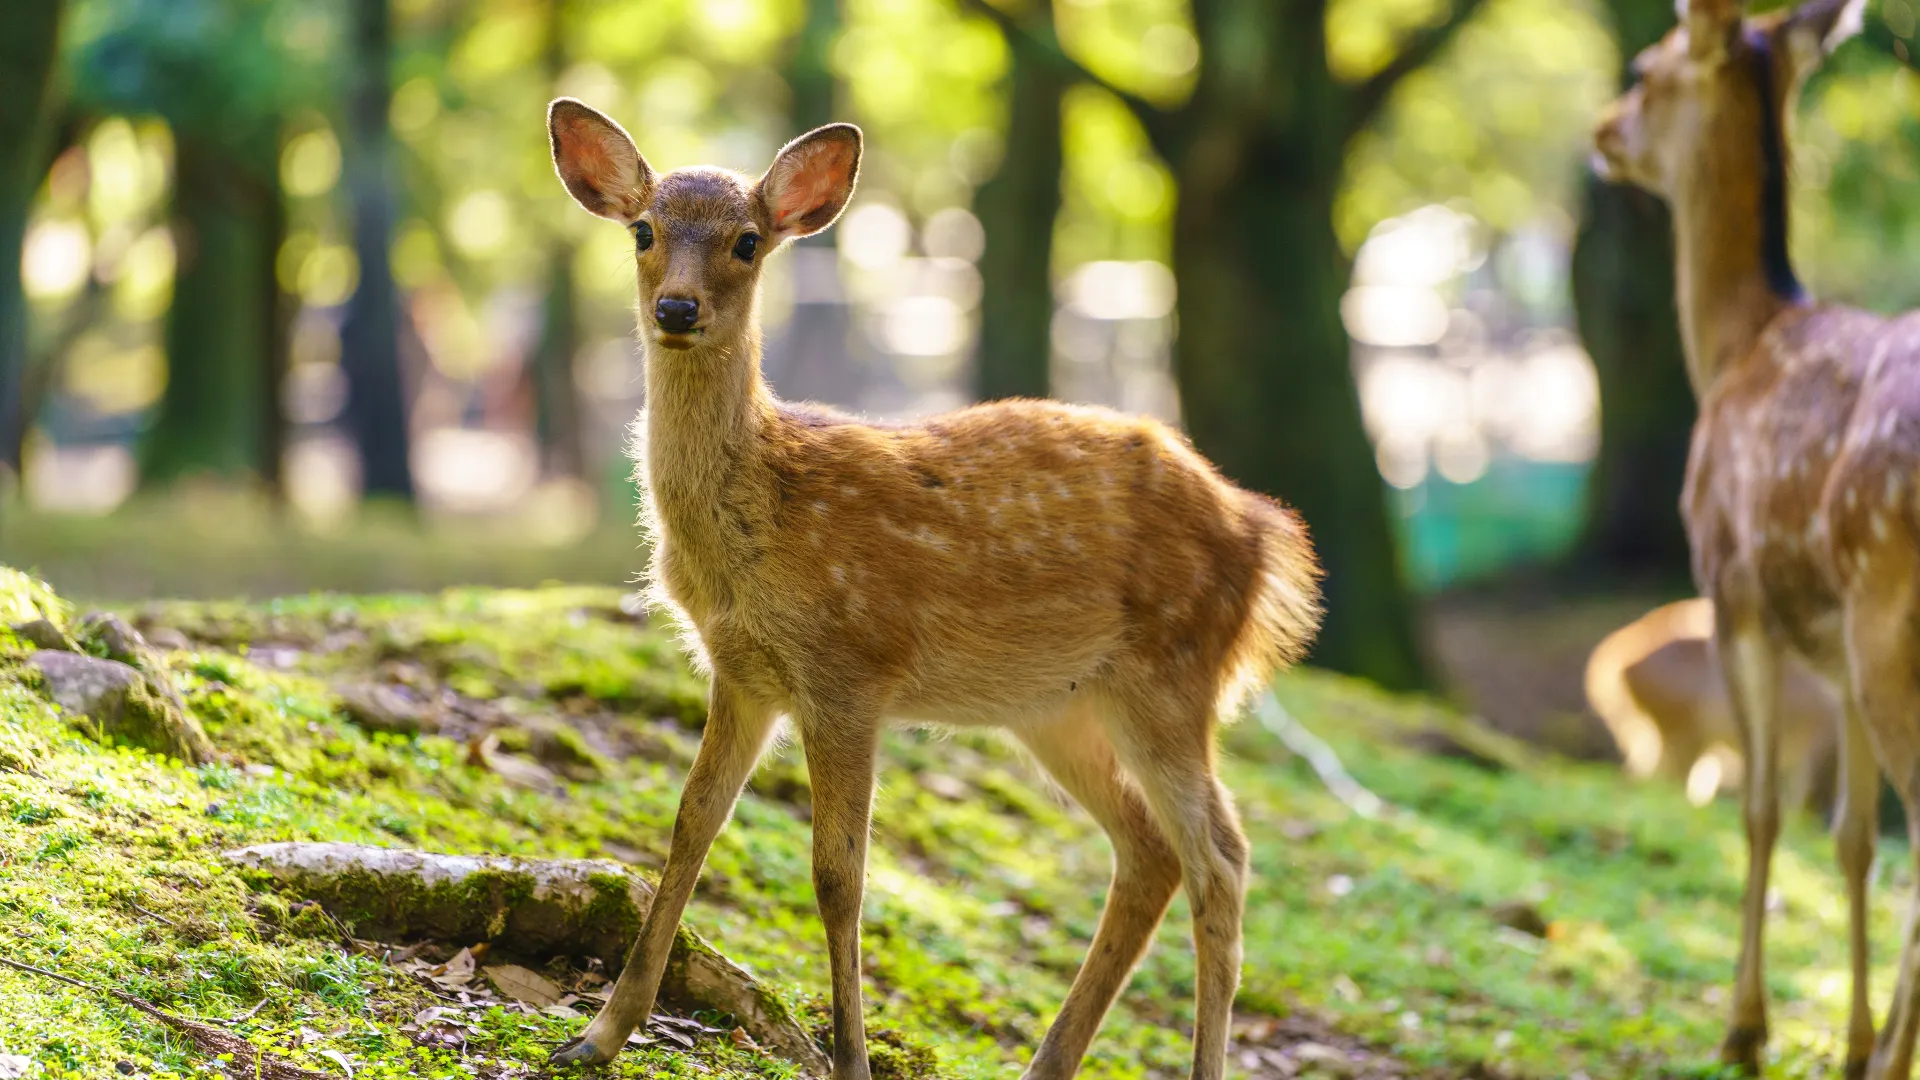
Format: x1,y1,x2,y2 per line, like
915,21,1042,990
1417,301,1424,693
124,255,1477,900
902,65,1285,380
130,903,181,930
217,997,271,1025
1255,691,1386,819
0,955,332,1080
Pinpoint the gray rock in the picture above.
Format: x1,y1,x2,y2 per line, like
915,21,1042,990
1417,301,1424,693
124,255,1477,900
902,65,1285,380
29,650,214,763
336,681,438,735
74,612,155,669
9,619,73,652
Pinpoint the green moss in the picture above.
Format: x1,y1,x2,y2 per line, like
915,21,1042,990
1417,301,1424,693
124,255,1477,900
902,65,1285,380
0,572,1902,1079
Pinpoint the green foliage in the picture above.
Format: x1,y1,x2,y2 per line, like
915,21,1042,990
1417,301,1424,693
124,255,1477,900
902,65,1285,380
64,0,332,161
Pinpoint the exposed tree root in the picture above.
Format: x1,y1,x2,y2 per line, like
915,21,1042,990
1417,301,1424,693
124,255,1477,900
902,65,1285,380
224,841,828,1073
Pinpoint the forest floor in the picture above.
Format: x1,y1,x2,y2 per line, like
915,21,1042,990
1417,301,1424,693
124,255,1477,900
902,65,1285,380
0,566,1898,1079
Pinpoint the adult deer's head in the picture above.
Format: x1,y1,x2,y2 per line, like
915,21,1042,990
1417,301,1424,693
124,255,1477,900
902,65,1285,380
1591,0,1862,199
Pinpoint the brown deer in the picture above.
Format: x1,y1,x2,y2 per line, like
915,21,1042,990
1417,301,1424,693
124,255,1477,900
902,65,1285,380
1585,597,1839,811
543,99,1322,1080
1591,0,1920,1073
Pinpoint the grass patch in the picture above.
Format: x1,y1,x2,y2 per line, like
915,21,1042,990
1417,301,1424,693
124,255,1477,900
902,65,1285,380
0,568,1894,1078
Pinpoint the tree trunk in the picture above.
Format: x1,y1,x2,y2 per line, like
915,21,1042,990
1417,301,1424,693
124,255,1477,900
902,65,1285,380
0,0,63,475
1171,132,1430,691
764,0,857,406
144,138,279,487
1569,180,1691,578
972,6,1065,402
1567,0,1696,581
339,0,415,501
532,0,582,478
532,251,582,476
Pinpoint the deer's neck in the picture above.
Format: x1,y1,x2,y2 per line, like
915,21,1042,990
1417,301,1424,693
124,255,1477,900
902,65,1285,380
640,326,774,543
1672,36,1805,397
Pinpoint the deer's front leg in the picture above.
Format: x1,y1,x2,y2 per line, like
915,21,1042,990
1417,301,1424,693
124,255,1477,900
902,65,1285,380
1716,609,1783,1074
552,681,777,1066
800,711,881,1080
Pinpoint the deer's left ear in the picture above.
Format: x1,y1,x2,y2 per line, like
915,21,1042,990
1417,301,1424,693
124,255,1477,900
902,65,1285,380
757,124,862,245
1781,0,1865,70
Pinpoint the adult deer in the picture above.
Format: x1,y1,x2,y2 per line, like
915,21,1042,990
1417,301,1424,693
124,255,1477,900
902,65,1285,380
1592,0,1920,1073
543,99,1322,1080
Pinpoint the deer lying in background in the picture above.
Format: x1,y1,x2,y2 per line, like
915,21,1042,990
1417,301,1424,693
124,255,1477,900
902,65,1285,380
1593,0,1920,1073
1586,598,1839,811
543,99,1321,1080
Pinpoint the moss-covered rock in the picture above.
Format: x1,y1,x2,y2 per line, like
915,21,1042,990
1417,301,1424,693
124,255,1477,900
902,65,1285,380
28,650,214,763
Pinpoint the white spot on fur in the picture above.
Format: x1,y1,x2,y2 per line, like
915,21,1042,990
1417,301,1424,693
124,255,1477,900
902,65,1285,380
830,565,847,585
1872,513,1890,541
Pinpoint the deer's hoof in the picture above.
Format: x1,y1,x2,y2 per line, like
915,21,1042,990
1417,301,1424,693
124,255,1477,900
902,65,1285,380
549,1036,618,1067
1717,1024,1766,1075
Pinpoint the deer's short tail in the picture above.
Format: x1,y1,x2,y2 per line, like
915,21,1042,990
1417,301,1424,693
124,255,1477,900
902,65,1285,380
1219,495,1324,717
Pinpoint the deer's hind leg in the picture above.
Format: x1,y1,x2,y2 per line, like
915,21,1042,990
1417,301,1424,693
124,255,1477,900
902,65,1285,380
1844,571,1920,1080
1015,699,1182,1080
1105,683,1248,1080
1715,604,1784,1074
1833,700,1881,1079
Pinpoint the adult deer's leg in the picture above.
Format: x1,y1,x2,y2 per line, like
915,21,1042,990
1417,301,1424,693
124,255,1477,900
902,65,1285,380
1834,701,1881,1079
553,680,778,1065
1847,579,1920,1080
1716,607,1783,1074
799,708,881,1080
1109,690,1248,1080
1016,701,1182,1080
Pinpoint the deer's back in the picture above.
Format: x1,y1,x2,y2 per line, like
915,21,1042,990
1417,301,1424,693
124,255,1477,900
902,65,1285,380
661,398,1317,723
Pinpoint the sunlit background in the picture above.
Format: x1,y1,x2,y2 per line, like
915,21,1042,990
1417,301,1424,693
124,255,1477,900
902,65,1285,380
4,0,1919,740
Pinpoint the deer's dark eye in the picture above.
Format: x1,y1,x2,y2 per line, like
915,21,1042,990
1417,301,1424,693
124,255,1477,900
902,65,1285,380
632,220,654,252
732,232,760,262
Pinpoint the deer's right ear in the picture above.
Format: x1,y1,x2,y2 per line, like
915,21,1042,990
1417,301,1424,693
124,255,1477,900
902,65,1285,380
548,98,654,222
1676,0,1741,60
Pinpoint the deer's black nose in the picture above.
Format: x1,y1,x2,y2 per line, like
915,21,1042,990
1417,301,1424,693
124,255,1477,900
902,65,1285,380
654,297,700,333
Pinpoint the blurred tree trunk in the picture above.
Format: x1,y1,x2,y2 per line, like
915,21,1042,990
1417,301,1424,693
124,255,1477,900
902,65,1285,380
0,0,63,476
972,0,1487,689
765,0,857,405
533,0,582,478
1173,134,1428,690
144,138,283,487
1568,0,1693,581
339,0,416,501
973,1,1064,402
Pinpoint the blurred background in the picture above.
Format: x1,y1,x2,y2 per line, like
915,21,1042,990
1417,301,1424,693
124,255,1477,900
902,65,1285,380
1,0,1916,758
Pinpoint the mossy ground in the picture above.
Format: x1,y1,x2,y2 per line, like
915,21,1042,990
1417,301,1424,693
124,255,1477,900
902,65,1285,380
0,566,1899,1079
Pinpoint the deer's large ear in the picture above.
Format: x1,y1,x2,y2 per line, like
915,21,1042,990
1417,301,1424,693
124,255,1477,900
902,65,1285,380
1780,0,1865,74
1677,0,1742,60
549,98,654,222
757,123,861,245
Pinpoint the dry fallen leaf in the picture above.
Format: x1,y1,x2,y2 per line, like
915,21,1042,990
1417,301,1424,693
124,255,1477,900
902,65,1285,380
0,1055,31,1080
482,964,563,1007
468,733,562,793
428,947,477,989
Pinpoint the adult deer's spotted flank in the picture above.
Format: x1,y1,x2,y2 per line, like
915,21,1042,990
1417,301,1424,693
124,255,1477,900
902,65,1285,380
544,99,1322,1079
